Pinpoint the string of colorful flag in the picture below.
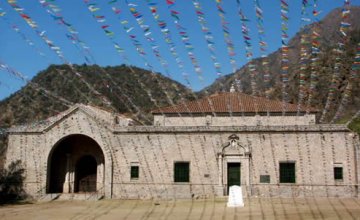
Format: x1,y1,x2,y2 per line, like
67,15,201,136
0,6,97,106
236,0,258,97
106,0,202,118
84,0,194,120
320,0,351,123
144,0,206,86
0,61,73,107
106,0,181,110
144,0,217,115
331,42,360,123
38,0,95,64
0,7,47,59
191,0,224,79
306,0,322,114
83,0,172,122
7,0,117,110
161,0,210,88
280,0,290,114
297,0,311,114
253,0,271,114
214,0,237,75
1,0,359,124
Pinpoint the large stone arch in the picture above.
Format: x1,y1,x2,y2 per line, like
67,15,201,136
46,134,108,196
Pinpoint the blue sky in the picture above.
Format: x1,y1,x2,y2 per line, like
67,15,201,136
0,0,359,101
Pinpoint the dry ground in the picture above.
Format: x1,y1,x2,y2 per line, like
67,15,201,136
0,197,360,220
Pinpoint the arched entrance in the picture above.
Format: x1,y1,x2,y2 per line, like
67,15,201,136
47,134,105,194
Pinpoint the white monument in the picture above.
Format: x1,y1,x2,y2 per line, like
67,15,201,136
227,186,244,207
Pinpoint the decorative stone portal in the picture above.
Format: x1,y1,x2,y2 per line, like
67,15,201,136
217,134,251,196
47,134,105,194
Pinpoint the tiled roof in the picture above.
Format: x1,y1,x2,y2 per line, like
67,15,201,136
152,92,318,114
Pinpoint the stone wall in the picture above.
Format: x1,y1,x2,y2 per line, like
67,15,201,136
5,109,360,199
154,114,316,126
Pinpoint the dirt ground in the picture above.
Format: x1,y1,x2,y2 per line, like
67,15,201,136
0,197,360,220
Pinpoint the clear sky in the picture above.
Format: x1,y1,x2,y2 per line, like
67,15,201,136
0,0,359,101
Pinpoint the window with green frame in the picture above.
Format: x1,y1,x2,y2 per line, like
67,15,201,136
334,167,343,180
174,162,190,182
279,162,296,183
130,165,139,179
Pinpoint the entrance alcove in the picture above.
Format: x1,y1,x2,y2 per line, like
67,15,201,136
217,134,251,196
47,134,105,194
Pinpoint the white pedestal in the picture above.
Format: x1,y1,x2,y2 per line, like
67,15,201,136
227,185,244,207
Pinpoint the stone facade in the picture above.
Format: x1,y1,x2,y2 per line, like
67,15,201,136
5,104,360,199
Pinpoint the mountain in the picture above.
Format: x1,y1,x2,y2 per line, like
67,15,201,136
201,6,360,123
0,64,193,127
1,7,360,165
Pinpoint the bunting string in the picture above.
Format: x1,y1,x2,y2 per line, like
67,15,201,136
297,0,311,114
320,0,351,123
0,61,73,107
105,0,201,119
0,7,102,106
191,0,230,90
83,0,171,122
7,0,153,124
120,0,171,76
7,0,112,107
0,7,47,59
161,0,217,116
253,0,271,115
306,0,322,114
213,0,237,74
104,0,181,112
144,0,207,85
331,42,360,123
145,0,219,115
280,0,290,114
236,0,258,97
38,0,95,64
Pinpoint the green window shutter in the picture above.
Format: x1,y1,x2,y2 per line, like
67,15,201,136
174,162,190,182
334,167,343,180
279,162,296,183
131,166,139,179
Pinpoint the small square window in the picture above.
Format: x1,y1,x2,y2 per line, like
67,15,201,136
334,167,343,180
131,166,139,179
174,162,190,182
279,162,296,183
260,175,270,183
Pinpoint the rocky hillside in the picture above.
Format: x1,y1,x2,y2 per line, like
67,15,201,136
0,64,193,127
202,6,360,123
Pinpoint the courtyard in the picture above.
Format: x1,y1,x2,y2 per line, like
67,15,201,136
0,197,360,220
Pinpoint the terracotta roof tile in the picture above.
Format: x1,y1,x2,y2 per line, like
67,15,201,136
152,92,318,114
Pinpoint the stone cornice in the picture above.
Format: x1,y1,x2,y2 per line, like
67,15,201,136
113,124,351,134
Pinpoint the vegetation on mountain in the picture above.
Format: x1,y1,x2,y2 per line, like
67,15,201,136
201,7,360,124
0,7,359,162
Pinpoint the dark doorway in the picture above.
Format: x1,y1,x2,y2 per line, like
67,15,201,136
47,134,104,194
227,162,241,194
75,155,97,192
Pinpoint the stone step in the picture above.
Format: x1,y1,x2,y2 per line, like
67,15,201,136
39,193,61,202
56,193,104,201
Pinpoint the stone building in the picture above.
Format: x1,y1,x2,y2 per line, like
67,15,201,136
4,92,360,199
